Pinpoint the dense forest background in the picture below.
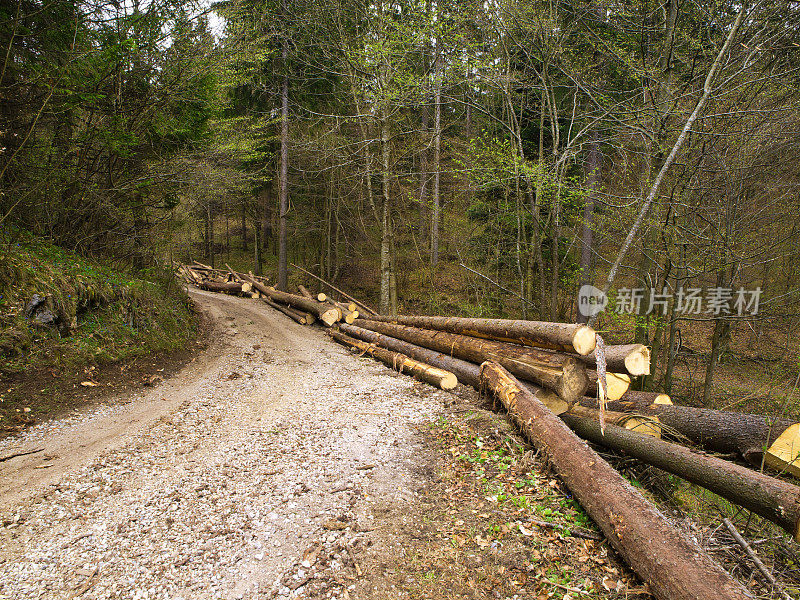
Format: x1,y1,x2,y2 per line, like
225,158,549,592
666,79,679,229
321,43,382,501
2,0,800,408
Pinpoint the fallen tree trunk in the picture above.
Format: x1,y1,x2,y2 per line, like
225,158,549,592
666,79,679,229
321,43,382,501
263,297,308,325
568,405,662,438
340,323,481,385
480,362,752,600
579,343,651,376
297,285,315,300
198,281,244,294
579,397,799,476
337,323,567,413
612,390,673,409
353,319,589,404
242,274,340,326
586,371,630,401
364,315,596,355
561,410,800,541
329,330,457,390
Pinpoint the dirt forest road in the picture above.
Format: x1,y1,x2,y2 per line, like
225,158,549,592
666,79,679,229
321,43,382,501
0,289,450,600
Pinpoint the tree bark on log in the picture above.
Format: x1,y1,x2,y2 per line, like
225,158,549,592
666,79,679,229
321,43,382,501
297,285,314,300
340,323,481,385
263,297,308,325
613,390,673,409
198,281,244,294
480,362,751,600
568,405,662,438
578,396,799,475
329,330,457,390
579,343,651,376
562,410,800,541
336,323,566,411
364,314,596,355
353,319,588,404
242,274,340,326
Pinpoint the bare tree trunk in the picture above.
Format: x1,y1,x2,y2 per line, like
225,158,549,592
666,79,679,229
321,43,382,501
241,201,248,251
703,307,731,405
577,131,600,323
277,11,289,292
380,113,392,315
550,162,565,322
206,204,215,269
253,212,262,276
418,110,429,247
430,43,441,266
389,218,398,316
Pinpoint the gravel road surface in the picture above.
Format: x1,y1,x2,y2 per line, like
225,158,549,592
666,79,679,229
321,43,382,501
0,289,447,600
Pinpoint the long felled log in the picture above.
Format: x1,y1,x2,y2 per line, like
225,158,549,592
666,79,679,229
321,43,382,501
198,281,244,294
329,330,457,390
264,297,308,325
480,362,751,600
568,405,662,438
580,343,651,376
612,390,673,409
562,410,800,541
337,323,568,413
353,319,588,404
481,362,751,600
242,274,340,326
583,396,800,476
365,314,596,355
340,323,481,384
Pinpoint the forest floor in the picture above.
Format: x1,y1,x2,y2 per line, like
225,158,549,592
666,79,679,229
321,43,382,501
0,289,792,600
0,288,651,600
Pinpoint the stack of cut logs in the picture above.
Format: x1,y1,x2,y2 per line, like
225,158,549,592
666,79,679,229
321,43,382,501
181,262,799,600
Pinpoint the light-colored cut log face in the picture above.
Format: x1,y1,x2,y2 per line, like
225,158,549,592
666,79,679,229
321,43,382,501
317,293,327,302
619,416,662,438
538,390,569,415
572,326,597,355
625,346,651,376
434,370,458,390
653,394,672,405
319,309,341,327
765,423,800,479
241,282,253,293
607,373,631,401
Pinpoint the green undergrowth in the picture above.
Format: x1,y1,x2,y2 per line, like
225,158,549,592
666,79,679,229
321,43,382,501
0,233,197,375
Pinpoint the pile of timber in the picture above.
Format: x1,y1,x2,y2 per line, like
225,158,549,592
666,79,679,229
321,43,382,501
178,262,375,327
181,261,800,599
178,262,270,298
330,318,800,599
